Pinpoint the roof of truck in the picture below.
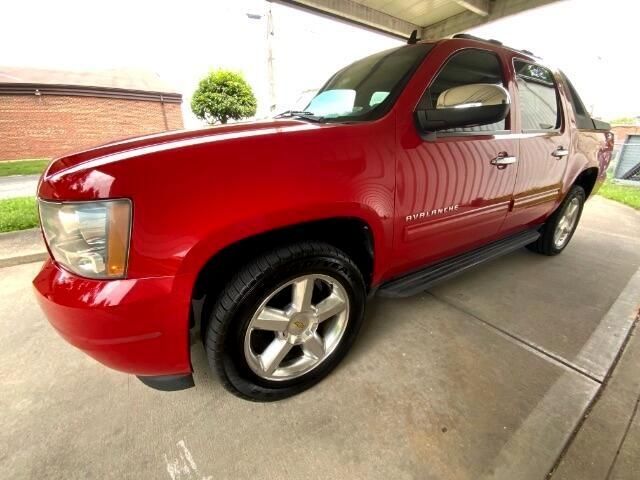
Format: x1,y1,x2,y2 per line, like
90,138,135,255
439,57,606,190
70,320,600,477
418,33,542,63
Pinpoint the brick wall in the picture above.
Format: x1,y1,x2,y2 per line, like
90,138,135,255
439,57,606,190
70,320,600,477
0,95,183,160
611,125,640,145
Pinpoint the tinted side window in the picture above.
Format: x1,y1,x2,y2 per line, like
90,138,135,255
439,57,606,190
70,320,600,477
514,60,560,131
422,49,507,132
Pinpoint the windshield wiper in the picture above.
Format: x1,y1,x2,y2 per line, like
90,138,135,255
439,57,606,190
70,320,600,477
274,110,323,122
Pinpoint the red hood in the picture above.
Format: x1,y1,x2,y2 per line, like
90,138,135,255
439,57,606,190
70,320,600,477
44,119,320,178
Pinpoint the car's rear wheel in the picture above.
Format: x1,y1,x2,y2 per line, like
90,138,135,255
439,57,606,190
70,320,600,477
527,185,585,256
204,242,366,401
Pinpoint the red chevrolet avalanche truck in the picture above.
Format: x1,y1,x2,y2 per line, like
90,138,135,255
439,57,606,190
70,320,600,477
34,35,613,400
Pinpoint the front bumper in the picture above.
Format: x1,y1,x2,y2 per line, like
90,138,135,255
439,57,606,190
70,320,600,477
33,259,193,381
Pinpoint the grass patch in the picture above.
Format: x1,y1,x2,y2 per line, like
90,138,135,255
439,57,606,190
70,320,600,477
0,159,49,177
598,181,640,210
0,197,39,233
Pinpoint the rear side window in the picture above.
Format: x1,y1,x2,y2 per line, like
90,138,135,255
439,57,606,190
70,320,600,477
422,49,507,132
514,60,560,131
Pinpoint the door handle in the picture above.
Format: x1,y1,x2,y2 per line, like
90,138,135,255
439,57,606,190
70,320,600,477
552,147,569,158
490,153,517,169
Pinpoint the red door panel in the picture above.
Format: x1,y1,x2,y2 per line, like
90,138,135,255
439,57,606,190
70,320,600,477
388,44,519,279
392,134,518,277
502,133,567,233
501,58,570,233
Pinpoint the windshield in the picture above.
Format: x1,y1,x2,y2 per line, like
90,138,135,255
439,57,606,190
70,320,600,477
302,43,433,122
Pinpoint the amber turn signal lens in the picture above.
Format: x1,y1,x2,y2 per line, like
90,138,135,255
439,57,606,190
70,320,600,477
38,199,132,279
107,201,131,277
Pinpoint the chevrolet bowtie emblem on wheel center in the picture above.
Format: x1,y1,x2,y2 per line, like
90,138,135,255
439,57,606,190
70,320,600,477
293,320,306,330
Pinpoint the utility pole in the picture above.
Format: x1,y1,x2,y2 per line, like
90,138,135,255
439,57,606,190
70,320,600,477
247,2,277,117
266,4,276,115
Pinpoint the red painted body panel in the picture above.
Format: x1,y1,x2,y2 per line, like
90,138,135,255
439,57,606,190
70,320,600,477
33,38,612,378
33,259,192,375
392,41,520,276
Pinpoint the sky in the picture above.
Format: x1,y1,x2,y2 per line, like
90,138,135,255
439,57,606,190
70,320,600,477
0,0,636,126
469,0,636,121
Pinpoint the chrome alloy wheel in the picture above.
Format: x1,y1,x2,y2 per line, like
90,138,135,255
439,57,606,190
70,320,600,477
243,274,350,381
553,197,580,249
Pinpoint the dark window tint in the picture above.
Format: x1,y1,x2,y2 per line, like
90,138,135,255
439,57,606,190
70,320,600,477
421,49,507,132
306,43,433,122
515,60,560,131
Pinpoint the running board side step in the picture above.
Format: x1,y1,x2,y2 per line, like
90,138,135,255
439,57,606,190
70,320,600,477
377,229,540,298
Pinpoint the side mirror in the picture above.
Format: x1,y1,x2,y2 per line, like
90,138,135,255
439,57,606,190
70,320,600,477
415,83,510,132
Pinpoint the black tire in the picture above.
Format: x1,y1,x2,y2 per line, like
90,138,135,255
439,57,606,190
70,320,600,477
527,185,586,256
204,242,366,401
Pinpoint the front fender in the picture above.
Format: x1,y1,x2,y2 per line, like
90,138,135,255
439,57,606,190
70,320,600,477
176,201,392,286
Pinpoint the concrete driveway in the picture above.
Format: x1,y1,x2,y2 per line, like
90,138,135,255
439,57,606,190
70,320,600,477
1,197,639,480
0,175,39,199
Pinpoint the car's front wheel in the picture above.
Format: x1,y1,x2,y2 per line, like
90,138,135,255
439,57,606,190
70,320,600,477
204,242,366,401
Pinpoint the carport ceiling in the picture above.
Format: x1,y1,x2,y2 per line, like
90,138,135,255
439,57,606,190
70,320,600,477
274,0,560,40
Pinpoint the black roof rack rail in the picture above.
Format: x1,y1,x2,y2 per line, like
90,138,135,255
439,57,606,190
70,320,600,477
452,32,539,58
452,33,502,45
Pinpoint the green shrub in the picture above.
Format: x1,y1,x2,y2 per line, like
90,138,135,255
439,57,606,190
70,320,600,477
191,70,257,124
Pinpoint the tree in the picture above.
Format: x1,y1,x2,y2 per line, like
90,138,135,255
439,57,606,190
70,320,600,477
609,116,637,126
191,70,257,124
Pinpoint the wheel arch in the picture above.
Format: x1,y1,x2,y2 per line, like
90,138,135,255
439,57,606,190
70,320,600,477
572,166,599,198
190,217,376,333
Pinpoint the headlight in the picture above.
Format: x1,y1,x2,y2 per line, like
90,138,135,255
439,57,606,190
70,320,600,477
38,199,132,279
